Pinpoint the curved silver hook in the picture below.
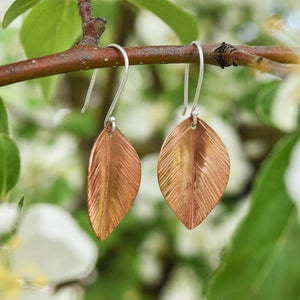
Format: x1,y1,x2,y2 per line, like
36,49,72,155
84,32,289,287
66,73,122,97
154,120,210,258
182,41,204,123
81,44,129,134
104,44,129,129
81,68,99,113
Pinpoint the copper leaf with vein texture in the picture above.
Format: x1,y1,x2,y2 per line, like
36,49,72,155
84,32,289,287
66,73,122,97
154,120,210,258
157,117,230,229
87,125,141,241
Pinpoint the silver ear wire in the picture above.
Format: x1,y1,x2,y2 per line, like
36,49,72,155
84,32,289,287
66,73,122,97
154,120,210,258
103,44,129,129
80,44,129,134
182,41,204,128
81,68,99,113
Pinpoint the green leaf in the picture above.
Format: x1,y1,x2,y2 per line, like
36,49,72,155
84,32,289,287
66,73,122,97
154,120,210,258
0,96,9,135
93,0,118,23
207,134,300,300
39,76,59,101
255,80,280,126
2,0,43,29
127,0,199,43
20,0,81,57
20,0,81,99
0,134,21,198
17,195,25,210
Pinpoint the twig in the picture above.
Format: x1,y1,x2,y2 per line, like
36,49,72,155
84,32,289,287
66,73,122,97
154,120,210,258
0,43,299,87
214,42,296,78
77,0,106,45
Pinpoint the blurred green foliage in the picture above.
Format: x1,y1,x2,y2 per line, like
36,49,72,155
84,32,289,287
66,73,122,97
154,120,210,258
0,0,300,299
0,96,20,198
20,0,81,99
2,0,43,28
0,96,9,135
127,0,199,43
207,133,300,300
0,134,20,198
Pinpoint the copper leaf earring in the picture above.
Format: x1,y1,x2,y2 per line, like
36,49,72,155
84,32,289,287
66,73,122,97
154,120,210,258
157,41,230,229
82,44,141,241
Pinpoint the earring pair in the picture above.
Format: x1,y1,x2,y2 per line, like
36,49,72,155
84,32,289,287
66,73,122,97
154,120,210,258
82,42,230,241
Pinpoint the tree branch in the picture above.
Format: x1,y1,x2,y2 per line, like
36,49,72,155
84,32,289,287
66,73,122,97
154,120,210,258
0,43,298,87
214,42,296,78
77,0,106,45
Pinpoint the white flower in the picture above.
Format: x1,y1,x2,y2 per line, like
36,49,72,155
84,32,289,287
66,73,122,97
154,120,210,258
271,74,300,131
0,203,19,235
160,267,201,300
137,231,166,285
13,204,98,284
0,203,98,300
20,286,82,300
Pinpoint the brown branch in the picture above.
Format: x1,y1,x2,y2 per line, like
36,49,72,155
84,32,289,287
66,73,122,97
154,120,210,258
227,49,292,78
77,0,106,45
214,42,296,78
0,43,299,87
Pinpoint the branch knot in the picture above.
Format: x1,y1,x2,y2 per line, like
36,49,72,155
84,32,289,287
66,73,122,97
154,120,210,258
213,42,238,68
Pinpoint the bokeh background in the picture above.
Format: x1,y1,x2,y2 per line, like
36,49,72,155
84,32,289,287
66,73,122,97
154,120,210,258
0,0,300,299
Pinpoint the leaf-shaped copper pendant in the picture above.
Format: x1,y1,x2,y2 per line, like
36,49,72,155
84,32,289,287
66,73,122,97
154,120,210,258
157,116,230,229
87,125,141,241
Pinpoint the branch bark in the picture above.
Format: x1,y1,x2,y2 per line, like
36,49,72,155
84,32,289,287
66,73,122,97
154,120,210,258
77,0,106,45
214,42,297,78
0,43,299,87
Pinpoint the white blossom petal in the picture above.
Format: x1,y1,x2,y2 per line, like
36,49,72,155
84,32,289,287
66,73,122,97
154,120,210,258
20,286,82,300
0,203,19,235
271,74,300,131
160,267,201,300
137,231,166,285
13,204,98,284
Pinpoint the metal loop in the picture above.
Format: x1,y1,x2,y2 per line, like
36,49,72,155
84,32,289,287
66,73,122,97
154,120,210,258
81,44,129,133
182,41,204,117
191,110,199,129
107,116,116,135
81,68,99,113
104,44,129,128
